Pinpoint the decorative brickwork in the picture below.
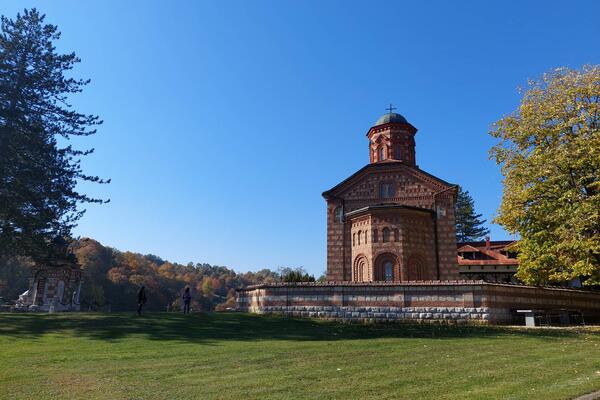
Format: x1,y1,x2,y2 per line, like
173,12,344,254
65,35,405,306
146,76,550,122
238,111,600,326
236,282,600,324
323,113,459,282
16,261,83,312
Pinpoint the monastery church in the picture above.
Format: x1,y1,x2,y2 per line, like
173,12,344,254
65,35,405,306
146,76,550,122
323,109,459,283
238,108,600,325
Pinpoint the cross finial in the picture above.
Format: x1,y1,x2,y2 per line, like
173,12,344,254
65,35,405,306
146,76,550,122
386,103,396,114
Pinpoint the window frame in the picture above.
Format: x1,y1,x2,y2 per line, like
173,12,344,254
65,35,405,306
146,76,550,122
379,182,395,199
384,261,393,282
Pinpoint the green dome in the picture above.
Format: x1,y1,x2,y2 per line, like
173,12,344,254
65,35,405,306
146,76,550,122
375,112,408,125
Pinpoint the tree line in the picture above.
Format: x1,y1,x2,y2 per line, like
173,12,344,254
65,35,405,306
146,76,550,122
0,237,319,311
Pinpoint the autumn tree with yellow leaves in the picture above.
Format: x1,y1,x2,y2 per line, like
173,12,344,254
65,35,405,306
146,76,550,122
490,65,600,286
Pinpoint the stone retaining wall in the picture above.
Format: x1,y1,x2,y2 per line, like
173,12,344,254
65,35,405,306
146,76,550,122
236,281,600,324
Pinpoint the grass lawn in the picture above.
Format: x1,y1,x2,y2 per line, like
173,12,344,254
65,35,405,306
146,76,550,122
1,313,600,400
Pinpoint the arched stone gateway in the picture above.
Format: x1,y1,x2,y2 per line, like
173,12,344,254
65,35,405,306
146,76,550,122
374,252,400,282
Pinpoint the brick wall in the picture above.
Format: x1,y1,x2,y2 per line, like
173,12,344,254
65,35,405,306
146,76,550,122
237,281,600,324
326,200,345,281
368,125,416,166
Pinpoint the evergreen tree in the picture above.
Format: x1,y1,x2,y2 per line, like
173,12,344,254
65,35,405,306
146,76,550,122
0,9,108,262
279,267,316,283
455,187,490,242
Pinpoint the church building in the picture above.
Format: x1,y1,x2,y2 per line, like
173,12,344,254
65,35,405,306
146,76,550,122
238,108,600,326
322,110,459,282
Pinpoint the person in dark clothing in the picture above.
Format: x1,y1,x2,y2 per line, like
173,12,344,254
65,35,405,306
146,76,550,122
182,286,191,314
137,285,147,315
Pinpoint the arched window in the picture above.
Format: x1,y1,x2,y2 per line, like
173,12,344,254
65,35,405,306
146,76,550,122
396,146,402,160
408,256,427,281
382,227,390,243
372,229,378,243
334,207,343,223
394,228,399,242
357,231,361,245
378,147,385,161
354,257,368,282
384,261,393,282
352,233,356,247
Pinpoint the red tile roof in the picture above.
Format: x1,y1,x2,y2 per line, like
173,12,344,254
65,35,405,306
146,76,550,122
457,240,519,267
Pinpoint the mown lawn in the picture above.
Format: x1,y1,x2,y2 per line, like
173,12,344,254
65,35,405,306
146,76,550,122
0,313,599,400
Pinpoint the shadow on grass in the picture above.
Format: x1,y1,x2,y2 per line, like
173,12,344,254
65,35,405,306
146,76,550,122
0,312,595,343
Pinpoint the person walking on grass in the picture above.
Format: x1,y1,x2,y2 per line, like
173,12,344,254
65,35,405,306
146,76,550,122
182,286,191,314
137,285,147,316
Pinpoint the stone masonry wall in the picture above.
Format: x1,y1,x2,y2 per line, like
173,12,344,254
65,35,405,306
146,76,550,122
236,281,600,324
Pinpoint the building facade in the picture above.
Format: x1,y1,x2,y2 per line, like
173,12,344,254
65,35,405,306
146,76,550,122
323,112,459,282
457,239,519,283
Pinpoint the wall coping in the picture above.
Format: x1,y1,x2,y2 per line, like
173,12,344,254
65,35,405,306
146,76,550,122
236,280,600,295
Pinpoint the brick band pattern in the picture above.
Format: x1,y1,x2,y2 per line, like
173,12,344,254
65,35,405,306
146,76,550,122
236,281,600,324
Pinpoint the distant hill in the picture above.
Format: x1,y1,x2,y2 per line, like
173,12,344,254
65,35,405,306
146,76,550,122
0,238,282,311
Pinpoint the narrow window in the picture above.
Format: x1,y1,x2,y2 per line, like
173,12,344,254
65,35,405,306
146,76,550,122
384,261,393,282
373,229,378,243
394,228,399,242
378,147,384,161
358,231,361,245
382,228,390,243
334,207,343,223
353,233,356,247
396,146,402,160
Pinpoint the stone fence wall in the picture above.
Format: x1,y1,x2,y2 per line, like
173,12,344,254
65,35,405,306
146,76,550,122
235,281,600,324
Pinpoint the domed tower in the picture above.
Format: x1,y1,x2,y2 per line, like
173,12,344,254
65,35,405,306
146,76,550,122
367,111,417,167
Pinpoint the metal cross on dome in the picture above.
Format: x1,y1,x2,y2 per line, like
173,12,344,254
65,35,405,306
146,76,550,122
386,103,397,114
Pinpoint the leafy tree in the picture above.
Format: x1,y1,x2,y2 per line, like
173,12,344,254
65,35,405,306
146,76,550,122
279,267,315,283
0,9,108,262
490,65,600,286
201,277,214,298
455,187,490,242
0,256,32,300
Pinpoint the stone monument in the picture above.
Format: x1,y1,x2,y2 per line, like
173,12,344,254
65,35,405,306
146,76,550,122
16,237,83,312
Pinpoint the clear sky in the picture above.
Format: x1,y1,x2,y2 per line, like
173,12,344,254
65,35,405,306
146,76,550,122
3,1,600,275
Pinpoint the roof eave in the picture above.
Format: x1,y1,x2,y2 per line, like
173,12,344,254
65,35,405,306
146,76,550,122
323,162,456,199
366,122,418,137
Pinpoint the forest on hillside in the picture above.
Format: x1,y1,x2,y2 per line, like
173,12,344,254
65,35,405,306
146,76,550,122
0,238,316,312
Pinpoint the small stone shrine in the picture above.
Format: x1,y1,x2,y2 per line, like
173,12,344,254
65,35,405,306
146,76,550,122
16,237,83,312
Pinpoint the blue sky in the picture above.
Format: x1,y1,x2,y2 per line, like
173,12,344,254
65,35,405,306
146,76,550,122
4,1,600,275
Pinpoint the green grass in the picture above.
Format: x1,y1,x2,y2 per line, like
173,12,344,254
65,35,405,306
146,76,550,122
1,313,600,400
